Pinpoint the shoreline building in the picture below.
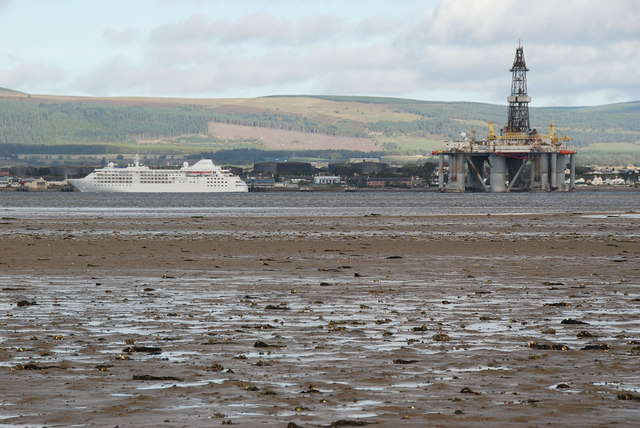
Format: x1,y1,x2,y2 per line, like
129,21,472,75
433,44,576,192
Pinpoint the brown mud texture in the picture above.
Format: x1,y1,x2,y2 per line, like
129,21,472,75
1,213,639,427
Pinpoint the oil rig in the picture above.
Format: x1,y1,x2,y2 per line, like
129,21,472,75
433,43,576,192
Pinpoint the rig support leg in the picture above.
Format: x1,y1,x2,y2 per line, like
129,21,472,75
438,153,445,191
555,154,566,191
489,154,507,193
569,154,576,191
550,152,557,190
450,154,466,192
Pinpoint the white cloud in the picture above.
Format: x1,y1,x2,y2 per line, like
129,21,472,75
103,27,141,44
150,14,219,43
150,12,347,47
2,0,638,105
222,13,295,44
0,61,68,92
426,0,639,44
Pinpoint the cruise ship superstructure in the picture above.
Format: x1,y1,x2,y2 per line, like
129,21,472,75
67,157,248,193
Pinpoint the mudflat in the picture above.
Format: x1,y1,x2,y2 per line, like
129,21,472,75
1,212,639,427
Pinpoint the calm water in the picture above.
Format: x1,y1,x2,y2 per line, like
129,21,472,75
1,191,638,218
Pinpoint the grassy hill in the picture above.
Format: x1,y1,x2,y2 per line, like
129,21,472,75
0,90,638,165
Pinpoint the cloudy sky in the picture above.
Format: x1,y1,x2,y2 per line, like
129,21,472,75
0,0,638,106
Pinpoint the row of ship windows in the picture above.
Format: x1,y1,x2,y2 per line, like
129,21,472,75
93,181,232,185
96,178,227,180
93,183,132,186
98,174,225,178
94,179,229,183
90,183,231,187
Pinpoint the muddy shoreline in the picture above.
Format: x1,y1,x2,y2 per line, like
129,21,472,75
1,213,639,427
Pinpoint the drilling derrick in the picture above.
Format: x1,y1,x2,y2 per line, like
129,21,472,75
433,43,576,193
506,45,531,133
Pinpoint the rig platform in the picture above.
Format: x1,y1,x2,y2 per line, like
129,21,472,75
433,44,576,192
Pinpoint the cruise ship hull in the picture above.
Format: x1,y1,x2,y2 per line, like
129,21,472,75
66,179,248,193
67,158,248,193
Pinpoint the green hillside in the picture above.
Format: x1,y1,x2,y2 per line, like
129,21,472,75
0,90,638,165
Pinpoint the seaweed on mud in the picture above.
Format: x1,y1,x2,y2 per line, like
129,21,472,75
581,343,611,351
132,374,183,381
241,323,276,329
561,319,590,325
326,421,373,427
95,364,113,372
206,363,225,372
433,333,450,342
122,345,162,354
528,341,571,351
393,359,419,364
617,393,640,401
265,304,289,310
14,362,65,370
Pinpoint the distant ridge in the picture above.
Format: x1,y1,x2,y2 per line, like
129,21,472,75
1,87,637,111
0,87,27,95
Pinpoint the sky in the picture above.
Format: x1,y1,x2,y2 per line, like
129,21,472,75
0,0,638,106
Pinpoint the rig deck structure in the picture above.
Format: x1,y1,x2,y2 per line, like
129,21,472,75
433,44,576,192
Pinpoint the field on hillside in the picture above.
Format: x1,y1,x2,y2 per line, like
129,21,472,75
208,123,378,152
578,142,640,164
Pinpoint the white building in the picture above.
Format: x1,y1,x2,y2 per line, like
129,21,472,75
313,175,341,185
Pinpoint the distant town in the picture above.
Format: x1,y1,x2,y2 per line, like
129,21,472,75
1,154,638,192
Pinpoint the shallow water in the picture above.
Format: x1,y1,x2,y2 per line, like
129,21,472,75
1,190,638,217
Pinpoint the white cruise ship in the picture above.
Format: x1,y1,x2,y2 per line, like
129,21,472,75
67,157,248,193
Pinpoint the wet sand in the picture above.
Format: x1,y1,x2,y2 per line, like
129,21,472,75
1,212,639,427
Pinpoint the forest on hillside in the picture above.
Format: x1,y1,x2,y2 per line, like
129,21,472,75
0,100,210,146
